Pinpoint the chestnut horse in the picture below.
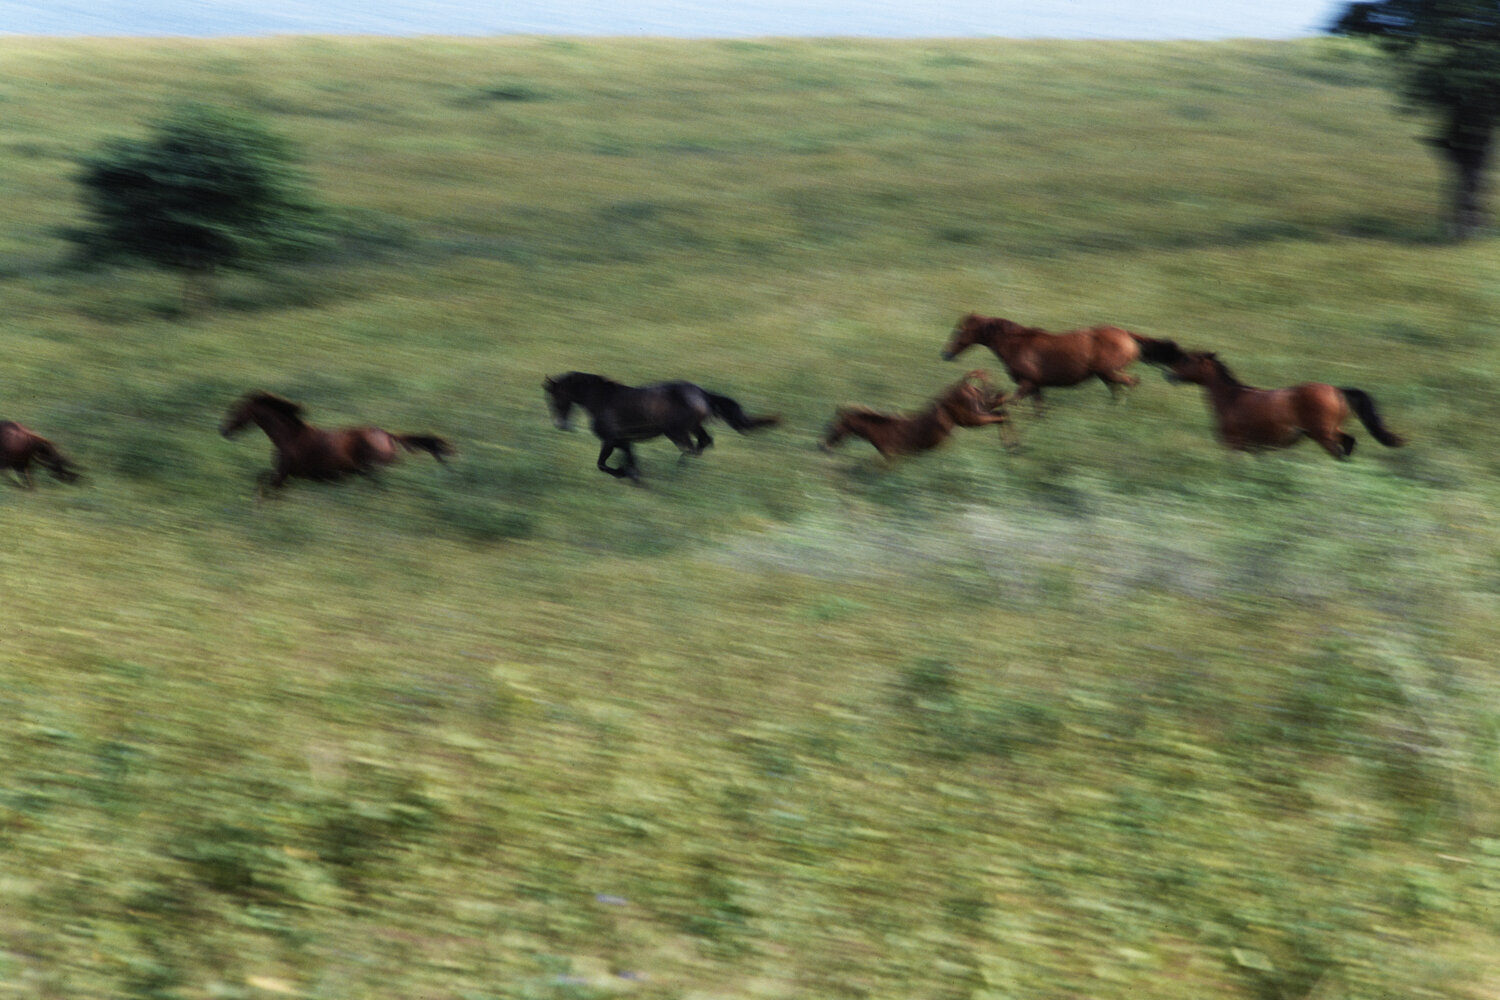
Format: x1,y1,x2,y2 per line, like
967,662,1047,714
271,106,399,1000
1164,351,1406,459
941,312,1184,411
821,370,1013,457
220,391,453,491
544,371,779,482
1,420,79,488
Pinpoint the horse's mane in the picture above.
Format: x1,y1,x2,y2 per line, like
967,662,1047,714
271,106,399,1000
834,405,901,426
961,313,1007,331
548,371,623,391
243,391,306,420
1198,352,1245,388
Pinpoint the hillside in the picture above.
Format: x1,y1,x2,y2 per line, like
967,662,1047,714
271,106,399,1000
1,36,1498,1000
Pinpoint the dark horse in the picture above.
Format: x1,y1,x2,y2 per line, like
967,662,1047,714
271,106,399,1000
1,420,79,488
543,371,779,482
1164,351,1406,459
941,312,1183,411
220,391,453,491
821,370,1013,457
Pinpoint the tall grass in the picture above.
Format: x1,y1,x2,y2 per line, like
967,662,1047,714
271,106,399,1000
2,35,1498,1000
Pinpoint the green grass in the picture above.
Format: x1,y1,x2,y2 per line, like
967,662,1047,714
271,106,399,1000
3,34,1500,1000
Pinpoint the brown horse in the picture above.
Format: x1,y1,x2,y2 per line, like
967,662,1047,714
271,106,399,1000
1,420,79,488
220,391,453,491
821,370,1013,458
1164,351,1406,459
941,312,1184,412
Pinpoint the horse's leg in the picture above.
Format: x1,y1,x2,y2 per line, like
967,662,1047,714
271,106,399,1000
694,424,714,452
1312,433,1349,459
1012,382,1044,417
254,467,284,502
978,414,1020,450
1304,422,1349,460
358,466,389,489
1340,433,1357,457
666,428,698,461
596,442,629,478
266,453,293,491
620,443,642,483
1002,420,1022,449
1098,370,1140,400
820,420,849,452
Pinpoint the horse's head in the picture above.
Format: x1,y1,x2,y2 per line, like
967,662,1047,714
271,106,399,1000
220,396,254,437
543,375,575,430
1136,335,1188,368
942,372,1009,424
950,369,994,399
941,313,992,361
1164,351,1218,386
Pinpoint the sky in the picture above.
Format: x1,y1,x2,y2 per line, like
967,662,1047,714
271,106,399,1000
0,1,1348,40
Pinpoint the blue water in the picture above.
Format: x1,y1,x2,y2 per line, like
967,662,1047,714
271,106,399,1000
1,0,1344,40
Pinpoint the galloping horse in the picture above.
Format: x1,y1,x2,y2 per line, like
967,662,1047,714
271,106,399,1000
941,312,1184,412
1,421,79,488
1163,351,1406,459
544,371,779,482
220,391,453,491
821,370,1013,458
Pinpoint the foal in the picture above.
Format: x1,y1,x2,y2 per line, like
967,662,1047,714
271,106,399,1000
220,391,453,491
1165,351,1406,459
822,371,1012,458
1,421,79,488
941,312,1183,411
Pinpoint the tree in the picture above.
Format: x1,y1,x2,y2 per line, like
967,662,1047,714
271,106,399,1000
73,103,322,306
1330,0,1500,239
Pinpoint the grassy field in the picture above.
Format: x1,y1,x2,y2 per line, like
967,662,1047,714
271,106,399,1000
2,34,1499,1000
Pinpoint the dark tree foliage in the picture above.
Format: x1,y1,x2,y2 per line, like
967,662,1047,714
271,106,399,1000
73,103,322,302
1331,0,1500,238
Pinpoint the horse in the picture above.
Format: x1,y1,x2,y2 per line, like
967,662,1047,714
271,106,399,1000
940,312,1185,412
821,370,1013,458
220,391,453,491
1,420,79,488
1162,350,1406,459
543,371,779,482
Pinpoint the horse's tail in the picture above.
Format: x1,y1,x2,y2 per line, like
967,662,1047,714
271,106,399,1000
396,434,456,462
1129,333,1188,366
1339,388,1406,448
706,392,780,433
